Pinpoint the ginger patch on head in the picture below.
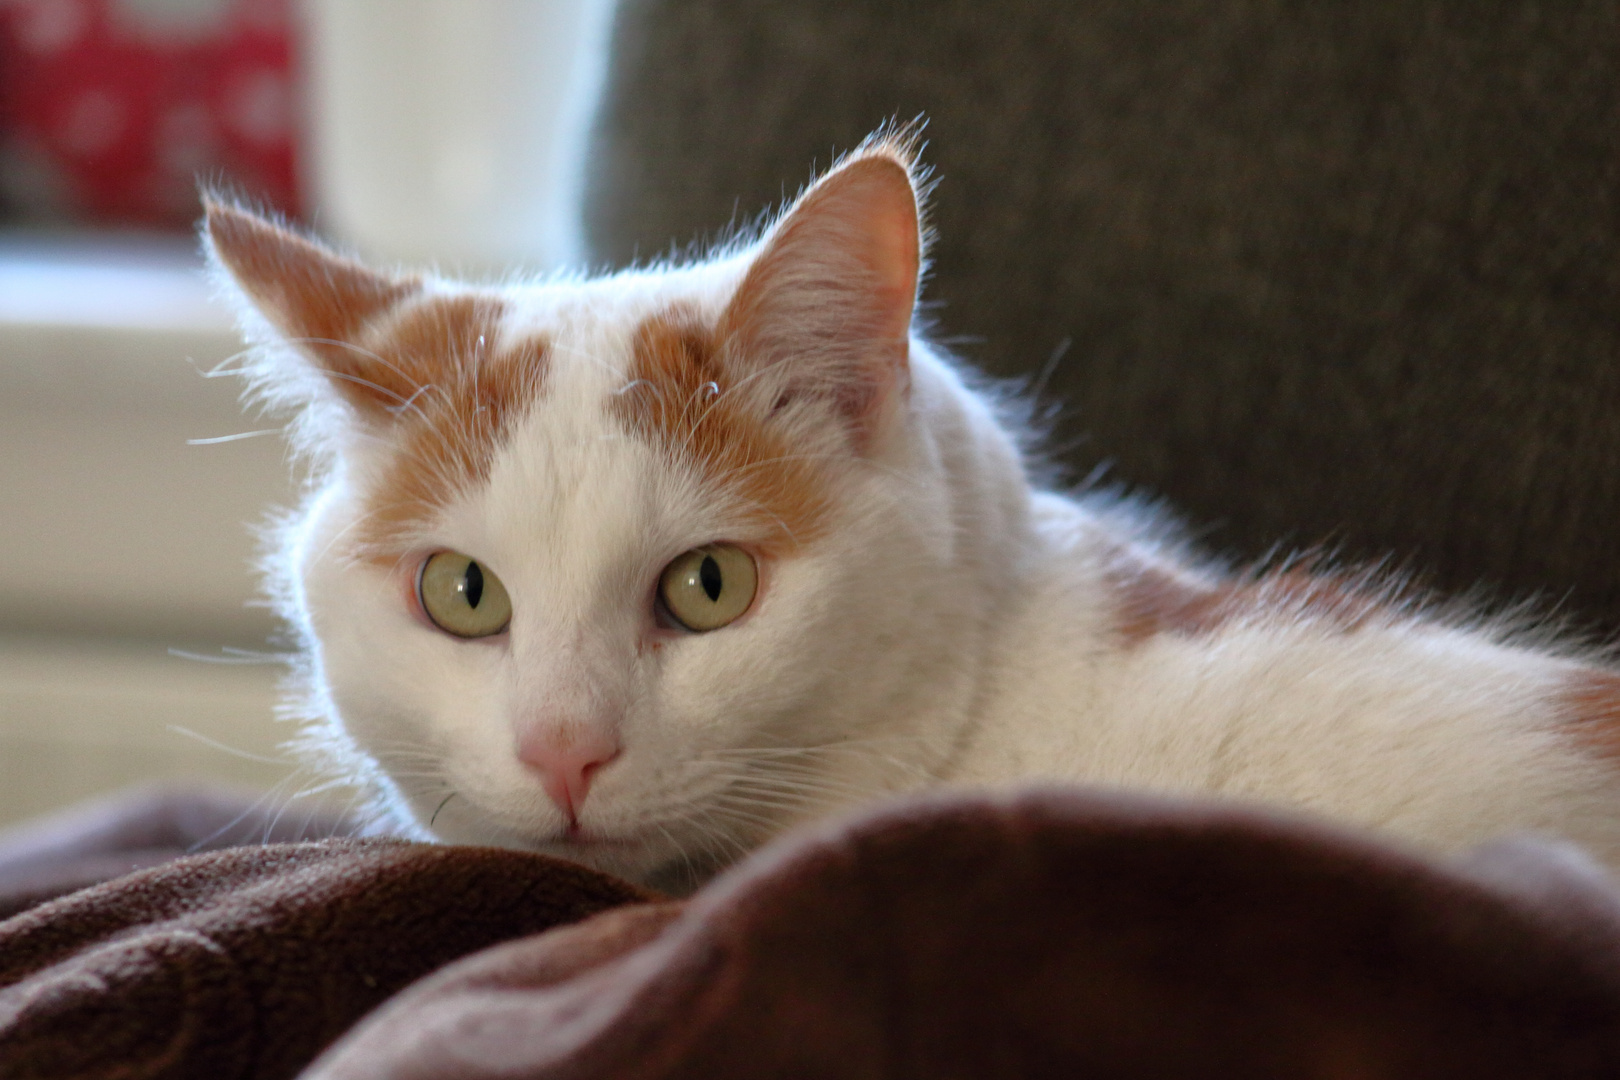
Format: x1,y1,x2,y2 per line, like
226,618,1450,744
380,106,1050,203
611,308,833,556
205,202,550,563
351,295,548,561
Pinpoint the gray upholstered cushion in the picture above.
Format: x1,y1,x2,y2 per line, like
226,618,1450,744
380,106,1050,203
584,1,1620,629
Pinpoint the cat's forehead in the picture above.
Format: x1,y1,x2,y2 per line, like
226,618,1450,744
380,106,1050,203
464,386,701,611
348,255,832,568
495,256,747,366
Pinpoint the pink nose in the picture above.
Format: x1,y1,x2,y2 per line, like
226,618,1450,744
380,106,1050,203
516,727,620,822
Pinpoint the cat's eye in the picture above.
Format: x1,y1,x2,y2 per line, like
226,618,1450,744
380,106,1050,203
659,544,757,632
418,551,512,638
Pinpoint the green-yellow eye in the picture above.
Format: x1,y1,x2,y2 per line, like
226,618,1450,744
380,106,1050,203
418,551,512,638
659,544,757,632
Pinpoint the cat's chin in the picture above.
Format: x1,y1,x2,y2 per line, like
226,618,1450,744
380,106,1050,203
408,792,691,884
526,830,730,893
542,832,641,859
479,826,682,885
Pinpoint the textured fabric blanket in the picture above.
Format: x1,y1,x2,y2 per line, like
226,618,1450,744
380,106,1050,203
3,787,1620,1078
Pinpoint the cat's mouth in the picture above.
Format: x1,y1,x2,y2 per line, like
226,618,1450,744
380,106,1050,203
531,824,674,881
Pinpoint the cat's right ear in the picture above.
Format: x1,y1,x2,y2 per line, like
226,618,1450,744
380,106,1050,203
717,138,924,453
202,198,426,417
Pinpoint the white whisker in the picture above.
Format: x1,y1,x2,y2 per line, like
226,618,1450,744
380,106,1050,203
165,725,291,766
187,429,282,445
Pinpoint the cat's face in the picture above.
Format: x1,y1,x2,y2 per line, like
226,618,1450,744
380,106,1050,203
210,137,968,883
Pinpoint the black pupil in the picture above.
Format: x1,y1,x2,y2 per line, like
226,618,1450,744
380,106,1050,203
463,561,485,608
699,555,723,602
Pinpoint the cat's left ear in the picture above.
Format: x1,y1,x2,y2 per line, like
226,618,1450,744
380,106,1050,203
202,198,430,418
719,136,924,449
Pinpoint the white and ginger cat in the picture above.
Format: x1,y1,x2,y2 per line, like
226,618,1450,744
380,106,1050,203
206,131,1620,888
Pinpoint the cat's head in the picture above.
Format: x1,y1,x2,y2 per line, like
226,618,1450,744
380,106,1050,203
206,133,1016,884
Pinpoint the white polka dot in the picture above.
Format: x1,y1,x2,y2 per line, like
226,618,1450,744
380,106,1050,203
109,0,231,42
157,101,217,174
222,69,292,146
234,0,287,32
16,0,89,54
57,90,127,158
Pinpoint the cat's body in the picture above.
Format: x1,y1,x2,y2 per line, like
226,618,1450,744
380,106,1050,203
207,132,1620,888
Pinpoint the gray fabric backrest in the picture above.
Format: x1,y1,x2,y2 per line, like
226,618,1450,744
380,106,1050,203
584,1,1620,631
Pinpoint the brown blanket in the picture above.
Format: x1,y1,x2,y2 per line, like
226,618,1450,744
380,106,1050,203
0,785,360,921
3,787,1620,1078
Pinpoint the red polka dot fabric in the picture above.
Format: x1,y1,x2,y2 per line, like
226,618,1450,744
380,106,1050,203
0,0,301,227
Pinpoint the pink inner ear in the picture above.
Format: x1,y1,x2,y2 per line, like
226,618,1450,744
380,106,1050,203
826,157,922,345
719,152,922,436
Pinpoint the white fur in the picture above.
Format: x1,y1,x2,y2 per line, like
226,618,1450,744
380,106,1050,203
222,159,1620,891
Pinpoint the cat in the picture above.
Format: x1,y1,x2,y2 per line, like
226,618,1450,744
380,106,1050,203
206,129,1620,889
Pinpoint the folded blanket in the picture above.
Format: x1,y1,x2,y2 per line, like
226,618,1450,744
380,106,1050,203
0,784,357,920
0,819,652,1079
4,787,1620,1079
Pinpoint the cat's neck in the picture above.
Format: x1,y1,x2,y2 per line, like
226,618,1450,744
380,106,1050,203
796,341,1040,805
882,356,1178,793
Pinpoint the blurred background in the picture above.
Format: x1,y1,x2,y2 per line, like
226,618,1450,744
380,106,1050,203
0,0,616,826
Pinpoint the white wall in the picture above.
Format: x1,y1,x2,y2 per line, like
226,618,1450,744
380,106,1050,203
0,234,300,825
301,0,617,272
